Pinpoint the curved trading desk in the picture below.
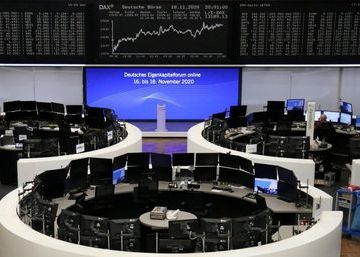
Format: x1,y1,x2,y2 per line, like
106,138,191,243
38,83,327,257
16,123,142,187
188,123,316,185
0,185,342,257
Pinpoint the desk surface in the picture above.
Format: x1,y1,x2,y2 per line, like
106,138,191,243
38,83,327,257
139,211,197,230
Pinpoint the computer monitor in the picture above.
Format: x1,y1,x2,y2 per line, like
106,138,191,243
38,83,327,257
3,100,21,112
267,101,285,121
36,168,67,200
340,101,352,114
151,153,171,167
113,154,127,184
169,219,199,239
277,181,297,203
127,152,150,167
66,105,83,114
51,102,65,114
339,112,352,125
287,109,305,122
254,163,277,180
195,153,218,166
194,166,217,182
238,156,253,173
225,117,247,128
323,111,340,123
356,115,360,129
89,158,113,185
172,153,195,166
229,105,247,118
218,153,240,169
238,170,255,189
218,167,242,185
277,166,297,185
212,111,227,121
314,110,322,121
21,101,37,111
85,106,106,129
37,102,52,112
125,166,150,183
286,99,305,111
254,178,278,195
67,158,89,193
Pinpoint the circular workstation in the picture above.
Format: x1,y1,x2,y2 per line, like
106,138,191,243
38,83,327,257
0,100,142,186
0,151,341,257
188,102,360,186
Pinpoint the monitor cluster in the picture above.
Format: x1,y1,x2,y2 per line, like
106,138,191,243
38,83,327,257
203,103,311,159
0,101,127,157
17,173,273,253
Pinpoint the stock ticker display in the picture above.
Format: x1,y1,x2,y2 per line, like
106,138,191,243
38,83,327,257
1,0,360,64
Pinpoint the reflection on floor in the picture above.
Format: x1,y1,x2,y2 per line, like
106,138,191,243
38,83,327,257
0,137,358,256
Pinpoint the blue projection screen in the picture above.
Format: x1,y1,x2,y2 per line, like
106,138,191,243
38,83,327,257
84,68,240,120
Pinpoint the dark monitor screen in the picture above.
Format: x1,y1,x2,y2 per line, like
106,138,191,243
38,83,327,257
21,101,37,111
195,153,218,166
89,158,113,185
125,166,150,183
286,99,305,111
194,166,217,182
238,170,255,189
229,105,247,118
151,153,172,168
277,166,297,185
169,219,199,239
127,152,150,167
67,158,88,192
85,106,106,129
267,101,285,113
340,101,352,114
254,163,277,180
113,154,127,170
172,153,194,166
51,102,65,114
356,115,360,129
218,167,242,185
225,117,247,128
218,153,240,169
66,105,83,114
3,101,21,112
339,112,352,125
36,168,67,200
277,181,297,203
238,156,253,174
37,102,52,112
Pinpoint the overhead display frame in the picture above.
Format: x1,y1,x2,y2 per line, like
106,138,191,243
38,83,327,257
1,0,360,65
